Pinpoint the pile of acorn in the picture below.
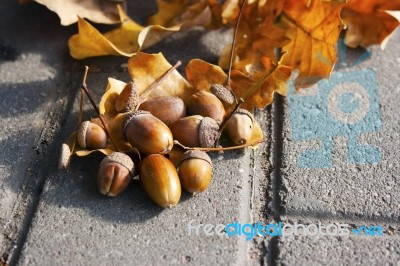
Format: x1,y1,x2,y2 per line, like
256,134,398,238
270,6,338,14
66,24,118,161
62,80,256,208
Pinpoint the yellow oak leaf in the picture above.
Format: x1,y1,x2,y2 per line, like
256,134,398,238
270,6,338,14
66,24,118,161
33,0,124,26
147,0,221,29
281,0,347,90
341,0,400,48
128,52,194,103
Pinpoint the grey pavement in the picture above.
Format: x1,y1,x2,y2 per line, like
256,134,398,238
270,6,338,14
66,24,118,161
0,1,399,266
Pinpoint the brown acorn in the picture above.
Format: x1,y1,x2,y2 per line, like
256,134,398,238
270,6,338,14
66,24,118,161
226,108,254,145
170,115,219,148
97,152,135,196
178,150,212,194
124,111,173,155
187,91,225,124
140,154,181,208
210,84,235,105
77,121,108,149
115,82,139,113
139,96,186,126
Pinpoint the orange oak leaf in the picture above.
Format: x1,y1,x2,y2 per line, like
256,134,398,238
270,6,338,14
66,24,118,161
280,0,347,90
220,0,289,72
341,0,400,48
186,56,291,110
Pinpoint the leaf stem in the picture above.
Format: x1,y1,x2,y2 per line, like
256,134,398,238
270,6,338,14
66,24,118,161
226,0,247,88
218,98,244,134
174,138,265,151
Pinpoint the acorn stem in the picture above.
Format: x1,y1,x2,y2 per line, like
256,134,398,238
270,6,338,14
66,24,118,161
81,83,119,151
226,0,246,92
138,61,182,104
218,98,244,134
72,66,89,155
173,139,265,151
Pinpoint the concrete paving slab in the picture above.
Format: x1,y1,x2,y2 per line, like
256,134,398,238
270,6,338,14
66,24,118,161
276,29,400,265
281,30,400,222
277,236,400,266
0,1,78,260
10,6,272,266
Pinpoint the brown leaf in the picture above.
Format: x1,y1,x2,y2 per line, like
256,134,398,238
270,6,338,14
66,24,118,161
341,0,400,48
34,0,124,26
280,0,347,90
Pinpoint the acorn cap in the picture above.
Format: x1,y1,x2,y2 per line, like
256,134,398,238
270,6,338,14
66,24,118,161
179,150,212,167
199,117,219,148
77,121,90,148
115,82,140,113
211,84,235,105
122,110,151,137
100,152,135,177
58,143,71,170
236,108,254,123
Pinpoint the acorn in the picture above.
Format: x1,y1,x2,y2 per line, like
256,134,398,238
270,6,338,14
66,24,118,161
124,111,173,155
226,108,254,145
140,154,181,208
115,82,139,113
139,96,186,126
187,91,225,124
210,84,235,105
170,115,219,148
77,121,108,149
178,150,212,194
97,152,135,196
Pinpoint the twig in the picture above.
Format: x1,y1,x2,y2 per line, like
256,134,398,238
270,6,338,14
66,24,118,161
71,66,89,154
138,61,182,104
226,0,247,89
81,75,119,151
218,98,244,134
174,139,265,151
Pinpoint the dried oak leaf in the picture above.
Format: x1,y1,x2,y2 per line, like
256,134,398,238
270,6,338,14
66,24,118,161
127,52,194,103
68,6,183,59
187,57,291,110
220,0,289,71
341,0,400,48
34,0,125,26
280,0,347,90
147,0,222,29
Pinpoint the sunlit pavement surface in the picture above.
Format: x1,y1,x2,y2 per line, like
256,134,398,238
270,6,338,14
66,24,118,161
0,2,399,265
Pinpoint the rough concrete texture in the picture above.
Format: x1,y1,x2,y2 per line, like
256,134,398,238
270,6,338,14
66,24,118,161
0,1,76,260
276,30,400,265
280,30,400,222
1,0,400,265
